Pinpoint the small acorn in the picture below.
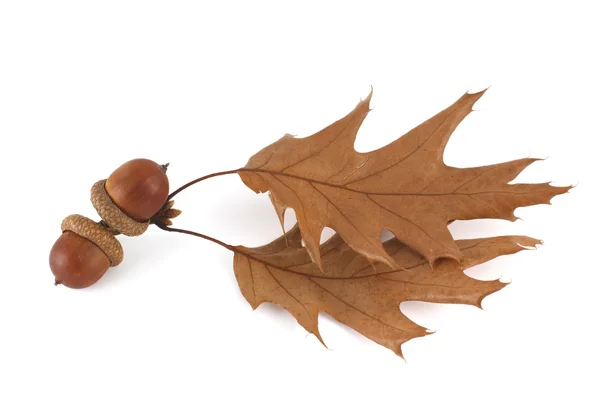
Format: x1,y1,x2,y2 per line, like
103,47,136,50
50,231,112,289
49,159,170,288
105,158,170,222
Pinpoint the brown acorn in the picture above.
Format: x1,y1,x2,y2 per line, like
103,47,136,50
50,231,111,289
105,158,170,222
49,159,170,288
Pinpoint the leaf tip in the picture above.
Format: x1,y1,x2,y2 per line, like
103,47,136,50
310,251,325,273
467,86,490,96
392,345,406,360
461,87,489,112
362,250,401,271
513,236,543,251
313,330,327,349
357,86,374,112
366,85,374,101
510,214,522,222
548,183,574,202
475,280,508,310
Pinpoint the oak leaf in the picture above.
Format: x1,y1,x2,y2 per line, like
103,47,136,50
238,90,570,270
234,225,540,356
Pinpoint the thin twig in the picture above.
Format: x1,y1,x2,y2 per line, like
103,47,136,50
167,169,241,201
155,223,235,252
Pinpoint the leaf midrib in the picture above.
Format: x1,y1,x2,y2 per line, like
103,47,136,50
240,168,551,197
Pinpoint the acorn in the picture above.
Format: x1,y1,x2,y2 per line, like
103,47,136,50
105,158,170,222
49,159,170,289
50,230,113,289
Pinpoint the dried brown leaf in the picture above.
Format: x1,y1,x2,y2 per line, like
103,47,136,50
239,90,570,270
234,225,540,356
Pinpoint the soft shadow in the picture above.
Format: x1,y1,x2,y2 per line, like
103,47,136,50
318,312,377,347
448,219,515,240
91,231,183,289
400,301,476,332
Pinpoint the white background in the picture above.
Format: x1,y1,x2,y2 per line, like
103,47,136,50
0,1,597,399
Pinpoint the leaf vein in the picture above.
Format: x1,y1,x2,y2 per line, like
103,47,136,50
308,278,410,334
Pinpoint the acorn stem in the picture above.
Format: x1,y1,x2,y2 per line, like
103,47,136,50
155,223,298,275
154,223,235,251
166,168,242,201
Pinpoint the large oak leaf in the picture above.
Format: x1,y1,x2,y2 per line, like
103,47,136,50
233,225,540,356
238,90,569,270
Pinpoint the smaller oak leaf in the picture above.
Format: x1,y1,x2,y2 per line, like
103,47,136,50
233,225,540,357
238,89,570,271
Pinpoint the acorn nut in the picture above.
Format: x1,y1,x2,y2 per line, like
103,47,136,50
49,159,170,288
